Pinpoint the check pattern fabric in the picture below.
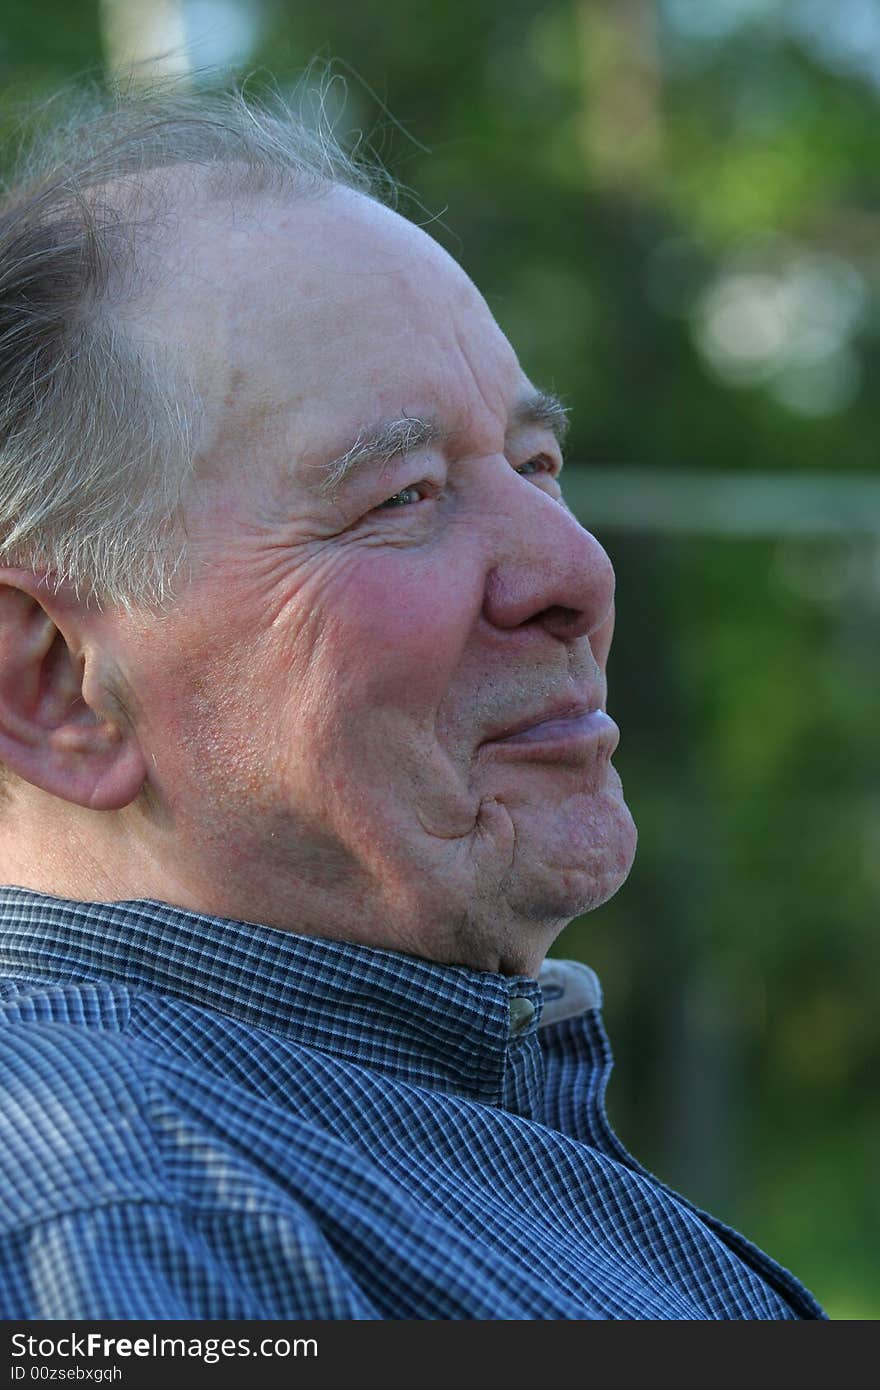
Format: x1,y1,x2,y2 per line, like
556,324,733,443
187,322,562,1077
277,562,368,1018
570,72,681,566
0,887,826,1320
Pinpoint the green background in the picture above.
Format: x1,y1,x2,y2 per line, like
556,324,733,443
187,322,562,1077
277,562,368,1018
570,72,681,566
1,0,877,1319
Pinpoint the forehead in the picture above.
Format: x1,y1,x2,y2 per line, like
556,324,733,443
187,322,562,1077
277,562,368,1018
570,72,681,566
158,186,531,476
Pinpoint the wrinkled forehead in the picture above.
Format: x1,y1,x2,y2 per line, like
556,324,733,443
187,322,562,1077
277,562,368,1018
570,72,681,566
146,186,525,474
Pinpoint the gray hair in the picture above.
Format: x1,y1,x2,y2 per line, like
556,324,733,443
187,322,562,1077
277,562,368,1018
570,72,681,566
0,78,386,610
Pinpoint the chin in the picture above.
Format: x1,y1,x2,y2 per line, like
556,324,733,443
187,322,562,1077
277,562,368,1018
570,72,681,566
508,790,638,924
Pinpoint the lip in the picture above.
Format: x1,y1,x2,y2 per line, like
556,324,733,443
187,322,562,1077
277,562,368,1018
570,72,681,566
480,703,620,762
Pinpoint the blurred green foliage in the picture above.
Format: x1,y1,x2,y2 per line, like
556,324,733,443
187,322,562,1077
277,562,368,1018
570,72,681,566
1,0,877,1320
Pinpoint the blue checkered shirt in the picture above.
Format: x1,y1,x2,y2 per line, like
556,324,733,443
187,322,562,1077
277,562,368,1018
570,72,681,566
0,886,825,1320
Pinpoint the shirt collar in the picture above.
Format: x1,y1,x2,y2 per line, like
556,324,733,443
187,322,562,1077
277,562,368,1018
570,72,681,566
0,886,579,1107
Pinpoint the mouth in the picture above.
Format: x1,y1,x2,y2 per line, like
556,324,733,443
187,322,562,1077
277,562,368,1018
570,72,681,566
479,703,620,764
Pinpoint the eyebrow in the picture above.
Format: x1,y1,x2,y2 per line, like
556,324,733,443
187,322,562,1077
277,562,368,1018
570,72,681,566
315,388,569,499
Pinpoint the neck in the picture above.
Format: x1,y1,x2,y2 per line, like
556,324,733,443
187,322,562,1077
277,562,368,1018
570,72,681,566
0,784,182,906
0,784,554,978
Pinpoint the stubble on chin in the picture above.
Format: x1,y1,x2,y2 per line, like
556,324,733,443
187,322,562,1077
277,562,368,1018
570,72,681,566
448,777,637,973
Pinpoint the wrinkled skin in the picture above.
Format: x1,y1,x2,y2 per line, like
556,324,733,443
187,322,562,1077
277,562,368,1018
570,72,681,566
0,186,637,977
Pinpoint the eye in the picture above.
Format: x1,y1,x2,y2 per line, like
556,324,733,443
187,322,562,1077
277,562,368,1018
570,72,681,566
374,480,438,510
372,455,561,512
516,453,561,479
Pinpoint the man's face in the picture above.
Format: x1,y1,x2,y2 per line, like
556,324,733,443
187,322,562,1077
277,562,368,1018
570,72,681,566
109,187,637,975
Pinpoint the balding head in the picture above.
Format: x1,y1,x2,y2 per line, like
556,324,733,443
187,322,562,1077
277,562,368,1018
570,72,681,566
0,84,384,611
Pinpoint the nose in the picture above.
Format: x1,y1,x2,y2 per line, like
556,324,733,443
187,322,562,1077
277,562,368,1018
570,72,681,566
482,479,616,657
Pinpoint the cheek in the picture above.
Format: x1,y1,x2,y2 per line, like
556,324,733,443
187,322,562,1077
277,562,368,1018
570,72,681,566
115,587,280,760
307,554,477,702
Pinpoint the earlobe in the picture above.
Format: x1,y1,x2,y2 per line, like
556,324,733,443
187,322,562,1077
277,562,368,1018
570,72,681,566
0,573,147,811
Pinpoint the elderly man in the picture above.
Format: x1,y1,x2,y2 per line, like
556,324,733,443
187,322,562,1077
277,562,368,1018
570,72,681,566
0,88,824,1320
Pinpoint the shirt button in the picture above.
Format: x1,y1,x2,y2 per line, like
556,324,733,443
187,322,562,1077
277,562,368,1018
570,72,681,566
508,996,536,1037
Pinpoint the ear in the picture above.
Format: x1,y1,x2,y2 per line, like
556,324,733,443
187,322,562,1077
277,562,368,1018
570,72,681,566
0,571,147,810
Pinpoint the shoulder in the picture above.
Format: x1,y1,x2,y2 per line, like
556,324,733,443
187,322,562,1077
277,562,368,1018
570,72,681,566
0,974,282,1223
0,995,171,1229
0,976,354,1227
0,987,379,1317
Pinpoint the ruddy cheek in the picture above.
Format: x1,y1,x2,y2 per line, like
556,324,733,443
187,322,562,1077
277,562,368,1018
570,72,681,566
342,561,465,657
